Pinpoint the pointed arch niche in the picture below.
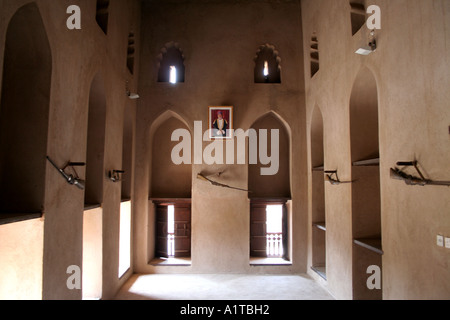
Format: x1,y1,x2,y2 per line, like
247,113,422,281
150,113,191,199
248,112,291,263
157,43,185,84
248,112,290,198
311,106,326,280
148,112,192,263
350,67,382,300
254,45,281,84
0,2,52,217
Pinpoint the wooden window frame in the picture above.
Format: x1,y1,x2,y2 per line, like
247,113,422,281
152,199,191,259
250,198,289,260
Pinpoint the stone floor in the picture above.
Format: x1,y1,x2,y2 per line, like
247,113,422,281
114,273,335,300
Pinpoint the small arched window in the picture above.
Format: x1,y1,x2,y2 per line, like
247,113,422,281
254,45,281,84
157,43,185,84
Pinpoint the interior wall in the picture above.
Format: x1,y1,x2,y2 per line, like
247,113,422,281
0,2,51,214
0,0,140,300
302,0,450,300
134,0,307,275
248,112,290,199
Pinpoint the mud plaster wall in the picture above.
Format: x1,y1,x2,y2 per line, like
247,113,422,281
302,0,450,300
0,0,140,300
134,0,307,274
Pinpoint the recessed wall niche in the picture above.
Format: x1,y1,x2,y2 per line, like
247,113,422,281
350,67,382,300
0,3,52,215
254,45,281,84
157,43,185,83
311,106,326,280
84,74,107,207
150,116,191,198
248,112,290,198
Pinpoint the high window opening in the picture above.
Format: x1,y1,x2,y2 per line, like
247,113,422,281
169,66,177,84
157,43,185,83
254,45,281,84
263,61,269,78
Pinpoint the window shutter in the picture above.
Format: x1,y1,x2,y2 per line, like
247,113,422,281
250,202,267,257
174,203,191,258
155,205,168,258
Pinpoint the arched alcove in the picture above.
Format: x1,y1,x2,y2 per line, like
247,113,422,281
248,112,290,261
0,2,52,214
121,105,133,201
350,67,382,300
254,45,281,84
248,112,290,198
311,106,326,279
157,43,185,83
150,116,191,198
84,73,107,207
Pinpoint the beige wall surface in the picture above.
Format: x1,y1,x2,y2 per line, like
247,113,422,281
134,0,307,275
0,0,140,300
302,0,450,300
0,0,448,301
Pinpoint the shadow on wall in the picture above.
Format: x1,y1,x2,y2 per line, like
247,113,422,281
0,2,52,214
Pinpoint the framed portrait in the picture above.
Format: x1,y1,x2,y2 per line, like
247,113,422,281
208,106,233,140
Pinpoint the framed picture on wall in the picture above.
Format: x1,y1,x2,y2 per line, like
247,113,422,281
208,106,233,140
